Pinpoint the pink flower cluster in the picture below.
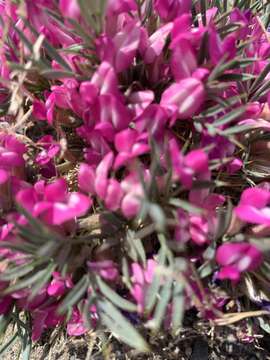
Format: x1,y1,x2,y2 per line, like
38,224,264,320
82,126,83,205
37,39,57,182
0,0,269,345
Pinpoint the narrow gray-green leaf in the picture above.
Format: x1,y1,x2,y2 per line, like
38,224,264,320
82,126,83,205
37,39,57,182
96,276,137,312
58,275,89,314
22,19,73,72
169,199,204,215
40,69,75,79
213,106,246,127
214,200,233,240
218,73,255,82
77,0,99,33
147,279,172,330
98,299,149,352
0,262,36,281
172,282,184,332
29,262,56,300
145,246,167,314
249,61,270,94
220,123,252,136
196,95,243,119
4,266,53,294
148,203,166,232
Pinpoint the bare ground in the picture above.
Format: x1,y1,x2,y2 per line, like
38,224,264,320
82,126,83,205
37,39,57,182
2,323,269,360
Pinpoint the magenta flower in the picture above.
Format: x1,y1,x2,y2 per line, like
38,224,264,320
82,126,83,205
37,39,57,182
234,187,270,225
143,23,173,64
216,243,262,282
16,178,91,226
114,128,150,170
67,307,89,336
79,152,124,211
35,135,60,177
87,260,118,280
128,90,154,117
227,158,243,174
120,172,146,218
31,305,64,341
90,61,120,97
174,209,191,243
154,0,191,21
169,139,209,188
131,259,156,313
91,94,131,131
171,39,197,81
79,151,147,217
208,24,236,65
175,193,224,245
135,105,168,140
0,282,12,315
106,0,137,16
47,272,73,297
1,0,270,346
32,99,47,121
78,163,96,194
0,134,26,189
97,22,141,73
59,0,80,20
160,78,205,121
0,134,25,168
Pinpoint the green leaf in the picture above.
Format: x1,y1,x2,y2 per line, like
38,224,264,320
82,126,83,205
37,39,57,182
171,282,184,333
198,261,214,278
169,199,204,215
22,19,73,72
126,230,146,264
58,275,89,314
148,203,166,232
0,241,37,254
17,320,32,360
220,123,252,136
217,73,255,82
21,340,32,360
3,266,55,295
95,276,137,312
82,294,96,330
209,58,256,82
145,246,167,314
16,205,52,237
29,262,56,300
0,261,37,282
13,25,34,52
214,200,233,240
213,106,247,127
145,272,162,315
14,223,48,244
251,80,270,102
249,61,270,94
195,95,244,119
147,278,172,330
218,22,243,36
258,317,270,334
67,18,95,44
40,69,75,79
121,257,131,288
98,299,149,352
77,0,99,33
